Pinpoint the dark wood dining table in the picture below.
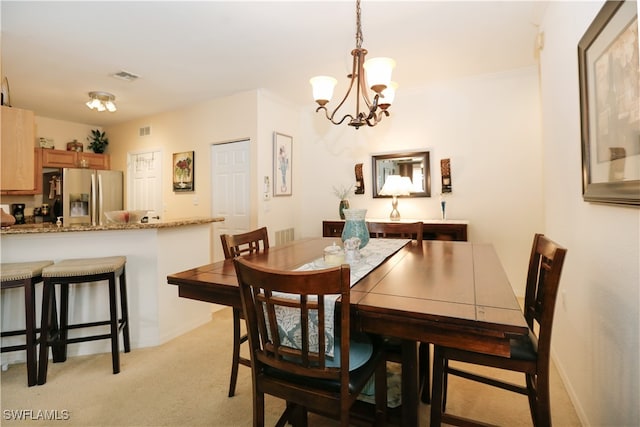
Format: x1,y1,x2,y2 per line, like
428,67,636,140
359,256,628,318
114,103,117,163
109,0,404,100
167,237,529,426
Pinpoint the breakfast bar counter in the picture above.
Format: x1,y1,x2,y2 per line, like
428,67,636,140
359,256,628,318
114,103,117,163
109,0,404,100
0,217,220,234
0,217,224,367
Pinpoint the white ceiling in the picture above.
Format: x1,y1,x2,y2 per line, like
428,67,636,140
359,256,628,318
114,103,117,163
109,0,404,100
1,1,547,127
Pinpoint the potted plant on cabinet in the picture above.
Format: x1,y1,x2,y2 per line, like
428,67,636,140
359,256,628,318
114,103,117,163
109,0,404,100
87,129,108,153
333,184,353,220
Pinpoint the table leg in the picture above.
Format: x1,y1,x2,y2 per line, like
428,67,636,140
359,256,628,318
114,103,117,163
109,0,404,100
401,339,419,426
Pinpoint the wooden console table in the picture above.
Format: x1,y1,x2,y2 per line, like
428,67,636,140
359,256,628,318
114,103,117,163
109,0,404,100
322,219,468,241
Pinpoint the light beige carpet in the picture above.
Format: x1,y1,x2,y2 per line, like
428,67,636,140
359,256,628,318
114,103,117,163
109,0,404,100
1,308,581,426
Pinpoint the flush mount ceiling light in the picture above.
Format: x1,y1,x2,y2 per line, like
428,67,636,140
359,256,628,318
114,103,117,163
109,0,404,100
86,91,117,112
310,0,396,129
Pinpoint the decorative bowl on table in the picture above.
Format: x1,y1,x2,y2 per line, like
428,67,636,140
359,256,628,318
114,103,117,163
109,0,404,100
105,210,148,224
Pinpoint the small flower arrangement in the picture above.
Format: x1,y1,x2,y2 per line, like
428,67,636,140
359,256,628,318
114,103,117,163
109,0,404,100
332,184,353,200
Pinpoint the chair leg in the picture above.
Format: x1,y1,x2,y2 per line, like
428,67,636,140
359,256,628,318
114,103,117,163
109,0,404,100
374,358,388,426
281,404,307,427
108,274,120,374
442,359,449,411
430,346,446,426
119,269,131,353
253,390,265,427
228,307,243,397
529,372,551,427
419,342,431,403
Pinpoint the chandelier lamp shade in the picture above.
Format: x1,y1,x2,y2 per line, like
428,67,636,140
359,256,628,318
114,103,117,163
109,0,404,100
310,0,396,129
86,91,117,112
379,175,413,220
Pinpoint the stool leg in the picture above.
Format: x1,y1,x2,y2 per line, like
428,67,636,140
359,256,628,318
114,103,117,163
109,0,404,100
24,279,37,387
52,283,68,363
38,280,53,385
108,274,120,374
118,268,130,353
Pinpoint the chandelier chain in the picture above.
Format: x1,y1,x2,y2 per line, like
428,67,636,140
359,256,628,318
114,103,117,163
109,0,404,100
355,0,363,49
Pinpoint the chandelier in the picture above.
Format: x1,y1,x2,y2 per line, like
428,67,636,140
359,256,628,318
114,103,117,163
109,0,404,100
86,91,117,112
310,0,396,129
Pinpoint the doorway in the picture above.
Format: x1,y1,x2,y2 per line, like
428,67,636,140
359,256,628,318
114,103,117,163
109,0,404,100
211,140,251,261
127,150,163,216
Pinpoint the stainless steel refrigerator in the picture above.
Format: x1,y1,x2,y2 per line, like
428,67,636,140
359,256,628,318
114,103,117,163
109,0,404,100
62,168,123,226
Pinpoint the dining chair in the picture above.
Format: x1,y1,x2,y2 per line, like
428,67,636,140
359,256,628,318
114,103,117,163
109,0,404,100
220,226,270,398
430,233,567,427
367,221,423,244
233,257,387,427
367,221,431,404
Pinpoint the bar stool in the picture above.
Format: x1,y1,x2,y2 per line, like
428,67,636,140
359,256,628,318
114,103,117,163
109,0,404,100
37,256,130,385
1,260,54,386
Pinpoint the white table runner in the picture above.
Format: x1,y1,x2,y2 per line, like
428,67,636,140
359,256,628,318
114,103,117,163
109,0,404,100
274,238,410,357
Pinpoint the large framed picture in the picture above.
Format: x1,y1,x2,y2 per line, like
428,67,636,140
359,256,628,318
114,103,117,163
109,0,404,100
578,0,640,206
173,151,194,192
273,132,292,196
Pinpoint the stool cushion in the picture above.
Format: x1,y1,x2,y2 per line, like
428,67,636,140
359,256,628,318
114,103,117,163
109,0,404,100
42,256,126,278
1,261,54,282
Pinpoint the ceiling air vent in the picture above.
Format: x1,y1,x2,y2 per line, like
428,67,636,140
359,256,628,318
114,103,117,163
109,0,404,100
112,70,140,82
139,126,151,137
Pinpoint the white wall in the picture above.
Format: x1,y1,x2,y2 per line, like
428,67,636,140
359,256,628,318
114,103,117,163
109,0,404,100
540,2,639,425
298,66,544,295
256,89,300,239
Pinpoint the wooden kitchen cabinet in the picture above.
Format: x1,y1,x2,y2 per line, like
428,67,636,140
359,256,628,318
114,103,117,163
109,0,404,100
78,152,110,170
1,106,36,192
0,148,42,196
322,219,468,241
41,148,110,170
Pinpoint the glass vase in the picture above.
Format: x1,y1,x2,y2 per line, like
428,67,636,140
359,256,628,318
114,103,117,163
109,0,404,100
341,208,369,249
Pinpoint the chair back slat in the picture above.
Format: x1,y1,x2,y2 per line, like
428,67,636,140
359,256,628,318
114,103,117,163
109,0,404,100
234,257,351,384
368,221,423,243
221,227,270,259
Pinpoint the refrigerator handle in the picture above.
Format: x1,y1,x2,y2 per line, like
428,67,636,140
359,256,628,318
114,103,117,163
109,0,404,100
98,173,104,226
91,173,97,226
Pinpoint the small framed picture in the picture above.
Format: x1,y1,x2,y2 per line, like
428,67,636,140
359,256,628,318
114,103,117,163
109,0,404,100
273,132,293,196
173,151,194,192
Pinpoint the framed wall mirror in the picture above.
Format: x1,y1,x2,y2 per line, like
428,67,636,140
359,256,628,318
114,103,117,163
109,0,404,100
372,151,431,198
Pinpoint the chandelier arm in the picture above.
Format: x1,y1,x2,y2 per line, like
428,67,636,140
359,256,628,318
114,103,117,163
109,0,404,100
323,47,361,124
315,106,356,126
357,54,374,110
364,109,390,127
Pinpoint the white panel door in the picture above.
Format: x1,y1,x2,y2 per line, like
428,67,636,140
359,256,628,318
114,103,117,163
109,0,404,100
211,140,250,261
128,151,162,216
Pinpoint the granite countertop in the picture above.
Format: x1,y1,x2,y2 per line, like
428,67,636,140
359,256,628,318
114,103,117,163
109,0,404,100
0,217,224,235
